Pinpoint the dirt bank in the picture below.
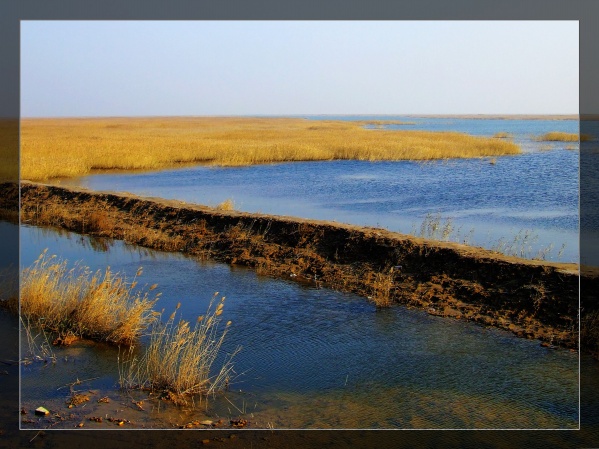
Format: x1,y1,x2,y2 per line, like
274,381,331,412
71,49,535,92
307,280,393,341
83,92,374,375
6,182,587,349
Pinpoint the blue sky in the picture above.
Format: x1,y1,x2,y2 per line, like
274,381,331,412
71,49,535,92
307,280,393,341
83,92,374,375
21,21,579,117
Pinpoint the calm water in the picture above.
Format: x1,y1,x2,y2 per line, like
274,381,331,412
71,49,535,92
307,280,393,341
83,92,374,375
20,225,579,429
59,117,580,262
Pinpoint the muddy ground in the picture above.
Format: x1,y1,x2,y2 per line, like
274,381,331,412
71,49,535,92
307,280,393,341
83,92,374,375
3,181,592,349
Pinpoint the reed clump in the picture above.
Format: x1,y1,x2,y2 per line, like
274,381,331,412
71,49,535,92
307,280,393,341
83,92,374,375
216,198,235,211
20,250,159,345
411,214,565,261
20,250,238,401
369,271,395,308
416,212,455,242
119,293,239,401
21,117,521,181
537,132,590,142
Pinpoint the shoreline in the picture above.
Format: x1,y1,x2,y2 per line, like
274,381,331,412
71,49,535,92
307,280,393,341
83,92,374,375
6,181,587,350
290,114,578,120
394,114,578,120
21,114,579,121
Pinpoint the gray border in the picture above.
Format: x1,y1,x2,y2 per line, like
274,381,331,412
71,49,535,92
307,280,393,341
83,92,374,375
2,1,599,447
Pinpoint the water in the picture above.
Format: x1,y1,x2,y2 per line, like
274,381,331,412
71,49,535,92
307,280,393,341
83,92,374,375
20,225,579,429
58,117,580,262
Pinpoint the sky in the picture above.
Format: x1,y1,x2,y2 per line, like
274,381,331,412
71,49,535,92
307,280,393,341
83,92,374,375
20,21,579,117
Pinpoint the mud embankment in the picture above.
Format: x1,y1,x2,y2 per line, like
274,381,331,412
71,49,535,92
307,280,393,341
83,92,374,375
5,181,587,349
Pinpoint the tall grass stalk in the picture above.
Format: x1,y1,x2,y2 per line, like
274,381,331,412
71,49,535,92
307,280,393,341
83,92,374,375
20,250,158,345
369,271,394,308
20,316,56,364
119,293,239,401
216,198,235,211
416,213,455,241
489,229,562,260
411,214,565,261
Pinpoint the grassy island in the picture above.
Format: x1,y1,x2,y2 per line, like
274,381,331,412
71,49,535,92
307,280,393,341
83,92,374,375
21,117,521,180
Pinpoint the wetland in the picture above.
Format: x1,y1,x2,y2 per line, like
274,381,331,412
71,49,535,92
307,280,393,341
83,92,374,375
10,115,590,429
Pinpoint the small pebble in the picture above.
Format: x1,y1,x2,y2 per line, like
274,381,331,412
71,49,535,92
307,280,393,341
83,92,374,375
35,407,50,416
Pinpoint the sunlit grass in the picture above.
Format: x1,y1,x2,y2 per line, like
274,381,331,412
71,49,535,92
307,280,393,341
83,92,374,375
20,250,159,345
119,293,239,401
537,132,590,142
411,213,566,261
21,117,521,180
19,250,237,400
216,198,235,211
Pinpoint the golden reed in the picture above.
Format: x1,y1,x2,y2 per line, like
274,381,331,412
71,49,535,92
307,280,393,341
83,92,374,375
21,117,521,180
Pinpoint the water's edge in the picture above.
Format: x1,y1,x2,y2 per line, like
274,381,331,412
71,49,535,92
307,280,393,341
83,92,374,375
9,181,588,349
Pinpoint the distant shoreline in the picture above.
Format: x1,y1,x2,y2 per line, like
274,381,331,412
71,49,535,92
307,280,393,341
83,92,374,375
20,114,579,120
401,114,578,120
294,114,579,121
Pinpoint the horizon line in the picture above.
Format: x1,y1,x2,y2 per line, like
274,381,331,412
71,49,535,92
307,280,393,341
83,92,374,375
20,113,580,120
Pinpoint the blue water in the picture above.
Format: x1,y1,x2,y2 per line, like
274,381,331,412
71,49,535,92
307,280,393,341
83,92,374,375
59,117,580,262
20,225,579,429
303,115,577,139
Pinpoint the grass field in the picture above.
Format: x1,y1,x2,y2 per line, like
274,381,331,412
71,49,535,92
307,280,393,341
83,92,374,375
537,131,589,142
20,117,521,180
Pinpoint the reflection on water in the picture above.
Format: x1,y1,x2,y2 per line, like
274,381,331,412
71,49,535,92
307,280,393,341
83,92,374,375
57,117,579,262
20,225,580,429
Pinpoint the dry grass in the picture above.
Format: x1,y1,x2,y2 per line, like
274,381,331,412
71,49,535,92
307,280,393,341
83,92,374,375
20,316,57,363
19,248,238,401
411,214,565,261
416,212,455,242
119,293,239,401
490,230,565,260
537,132,591,142
369,271,395,308
20,117,521,180
216,199,235,211
20,250,159,345
22,198,189,253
